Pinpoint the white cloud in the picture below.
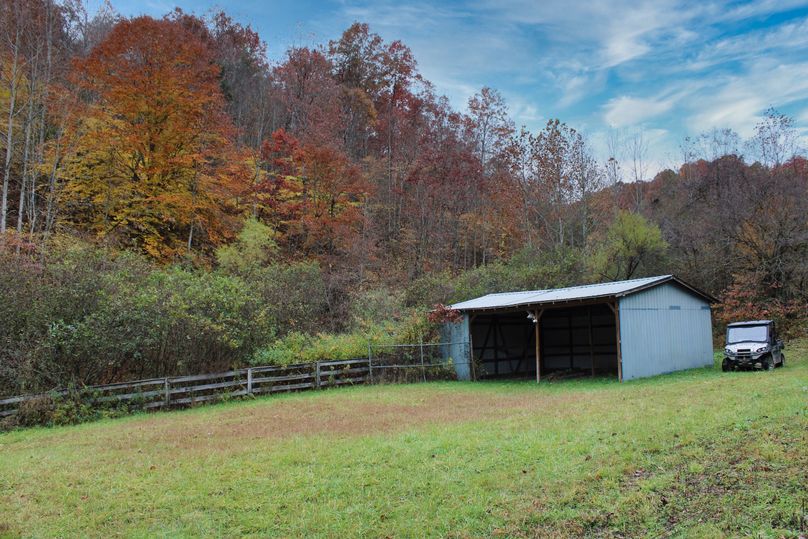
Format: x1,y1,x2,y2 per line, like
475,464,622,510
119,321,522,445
586,126,676,179
603,95,677,127
474,0,703,68
687,60,808,136
555,72,605,108
718,0,808,22
686,17,808,71
505,94,544,127
326,0,808,162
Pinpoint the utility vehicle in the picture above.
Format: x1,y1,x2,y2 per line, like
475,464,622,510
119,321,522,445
722,320,785,371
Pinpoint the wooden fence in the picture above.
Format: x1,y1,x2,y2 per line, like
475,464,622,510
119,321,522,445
0,359,371,419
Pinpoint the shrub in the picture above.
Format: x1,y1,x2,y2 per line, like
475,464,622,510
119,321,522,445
215,217,279,277
349,286,406,328
13,395,57,428
0,237,276,395
404,245,587,309
249,262,329,336
252,322,402,366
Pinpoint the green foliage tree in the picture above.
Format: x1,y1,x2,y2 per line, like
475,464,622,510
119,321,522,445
216,217,278,276
589,211,668,281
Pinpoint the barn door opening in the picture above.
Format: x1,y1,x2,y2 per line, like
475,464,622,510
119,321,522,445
540,304,618,377
470,312,536,378
470,303,618,379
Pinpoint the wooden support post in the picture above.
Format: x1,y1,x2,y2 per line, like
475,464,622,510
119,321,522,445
534,309,544,383
314,362,321,389
164,378,170,407
468,324,476,381
609,301,623,382
247,367,253,394
588,306,595,378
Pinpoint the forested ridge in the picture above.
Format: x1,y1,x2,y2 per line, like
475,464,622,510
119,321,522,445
1,1,807,395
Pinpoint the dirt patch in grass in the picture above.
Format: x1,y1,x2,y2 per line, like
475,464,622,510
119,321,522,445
137,389,584,449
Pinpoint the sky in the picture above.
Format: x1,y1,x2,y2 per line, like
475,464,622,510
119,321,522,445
89,0,808,174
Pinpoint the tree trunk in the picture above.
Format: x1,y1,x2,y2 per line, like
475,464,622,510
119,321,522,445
1,23,22,234
17,87,36,238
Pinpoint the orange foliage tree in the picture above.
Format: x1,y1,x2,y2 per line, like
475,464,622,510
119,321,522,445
715,272,808,336
59,16,246,259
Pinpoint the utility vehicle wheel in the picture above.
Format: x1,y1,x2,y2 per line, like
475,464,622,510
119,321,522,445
764,355,775,370
721,358,732,372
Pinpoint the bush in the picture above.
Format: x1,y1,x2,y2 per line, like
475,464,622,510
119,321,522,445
252,327,390,365
249,262,329,336
404,272,455,308
0,237,276,395
13,395,57,428
349,286,406,328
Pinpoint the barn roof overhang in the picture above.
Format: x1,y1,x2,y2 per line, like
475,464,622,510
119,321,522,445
448,275,716,315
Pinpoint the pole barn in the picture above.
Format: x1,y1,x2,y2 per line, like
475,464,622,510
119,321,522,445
441,275,715,382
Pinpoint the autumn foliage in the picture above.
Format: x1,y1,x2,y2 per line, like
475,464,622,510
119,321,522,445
0,5,807,394
428,304,463,324
716,272,808,336
258,129,369,261
60,16,246,259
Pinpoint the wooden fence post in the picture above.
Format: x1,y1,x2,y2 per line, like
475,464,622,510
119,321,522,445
247,368,253,395
164,378,170,407
315,362,321,389
419,336,426,382
367,341,373,384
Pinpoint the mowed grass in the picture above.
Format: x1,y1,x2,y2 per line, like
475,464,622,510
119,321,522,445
1,346,807,538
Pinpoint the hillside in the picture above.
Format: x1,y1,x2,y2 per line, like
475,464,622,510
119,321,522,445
1,345,806,537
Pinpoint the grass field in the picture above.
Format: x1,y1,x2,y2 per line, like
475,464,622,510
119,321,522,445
1,346,807,538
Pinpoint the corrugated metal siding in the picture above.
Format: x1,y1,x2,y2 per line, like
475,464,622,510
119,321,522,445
619,282,713,380
441,315,472,380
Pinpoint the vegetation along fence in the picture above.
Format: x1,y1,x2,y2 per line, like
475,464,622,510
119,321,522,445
0,342,471,419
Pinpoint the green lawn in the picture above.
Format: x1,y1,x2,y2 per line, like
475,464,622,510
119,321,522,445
1,346,807,538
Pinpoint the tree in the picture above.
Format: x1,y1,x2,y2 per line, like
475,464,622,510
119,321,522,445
467,87,513,176
716,271,807,336
0,0,27,235
748,108,798,168
215,216,277,276
169,9,270,151
271,46,342,148
259,128,369,263
510,119,600,249
627,129,648,212
60,16,245,259
327,22,385,160
589,210,667,281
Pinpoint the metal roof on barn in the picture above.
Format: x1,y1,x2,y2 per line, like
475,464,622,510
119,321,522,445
449,275,715,312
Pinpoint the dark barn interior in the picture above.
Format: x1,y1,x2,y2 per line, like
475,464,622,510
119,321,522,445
470,304,619,379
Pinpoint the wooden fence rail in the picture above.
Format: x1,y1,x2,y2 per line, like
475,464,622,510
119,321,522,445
0,359,371,418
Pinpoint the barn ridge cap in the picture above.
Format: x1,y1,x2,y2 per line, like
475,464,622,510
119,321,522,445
449,274,715,312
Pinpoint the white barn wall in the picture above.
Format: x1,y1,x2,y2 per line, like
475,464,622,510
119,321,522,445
619,282,713,380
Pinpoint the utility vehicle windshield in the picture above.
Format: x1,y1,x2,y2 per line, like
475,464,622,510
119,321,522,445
727,325,769,344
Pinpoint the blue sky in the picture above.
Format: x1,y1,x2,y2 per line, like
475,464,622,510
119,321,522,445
91,0,808,173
